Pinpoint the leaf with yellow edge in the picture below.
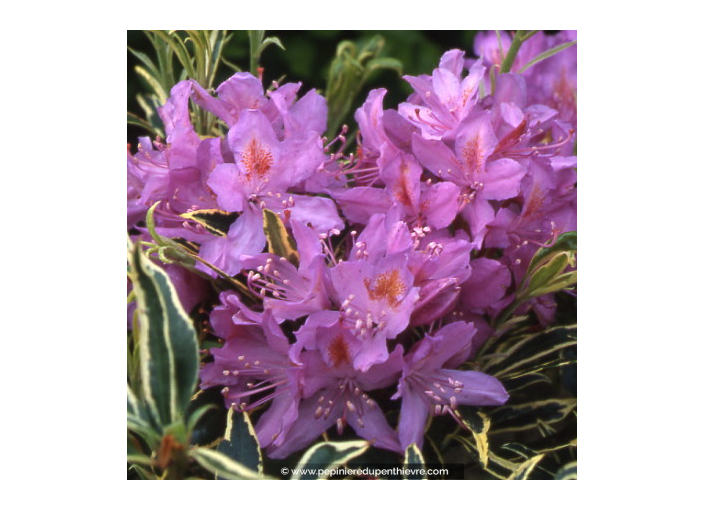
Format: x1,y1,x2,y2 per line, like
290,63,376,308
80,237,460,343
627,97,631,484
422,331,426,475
262,208,299,265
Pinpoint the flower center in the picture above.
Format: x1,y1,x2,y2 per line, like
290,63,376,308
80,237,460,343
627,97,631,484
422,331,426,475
328,335,352,367
241,138,273,180
364,269,406,309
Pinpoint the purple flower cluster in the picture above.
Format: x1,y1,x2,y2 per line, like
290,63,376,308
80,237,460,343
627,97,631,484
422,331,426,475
128,33,576,458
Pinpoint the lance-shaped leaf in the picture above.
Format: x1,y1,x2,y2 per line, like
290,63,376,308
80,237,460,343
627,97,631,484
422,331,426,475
526,231,577,276
127,111,159,138
128,241,199,429
324,36,402,138
508,453,545,480
490,398,577,434
263,208,299,265
181,209,239,237
454,407,491,468
488,326,577,378
555,461,577,480
216,407,263,477
190,447,266,480
292,440,370,480
403,444,427,480
451,434,518,479
518,40,577,73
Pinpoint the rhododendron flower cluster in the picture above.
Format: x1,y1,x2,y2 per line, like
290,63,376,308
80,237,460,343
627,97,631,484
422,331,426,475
128,31,576,460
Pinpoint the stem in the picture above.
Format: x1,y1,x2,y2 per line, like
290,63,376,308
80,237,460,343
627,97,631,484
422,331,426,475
500,30,529,73
248,30,264,75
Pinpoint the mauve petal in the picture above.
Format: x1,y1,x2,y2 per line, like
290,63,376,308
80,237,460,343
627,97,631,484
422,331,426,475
207,163,245,212
256,389,300,448
290,220,323,269
216,72,266,113
481,158,526,200
190,79,236,125
351,331,389,373
421,182,461,229
399,103,445,140
550,156,578,171
261,310,290,356
425,321,476,369
500,102,525,128
355,88,389,153
455,112,498,178
431,67,461,109
294,310,342,352
358,344,405,389
279,131,325,187
266,395,344,459
229,110,281,188
459,59,485,118
410,277,461,327
439,49,466,77
286,89,327,136
381,151,422,213
484,206,518,249
353,213,413,263
197,205,265,275
398,389,429,451
314,324,362,369
411,132,462,182
438,369,509,405
461,198,496,246
382,109,417,148
462,257,512,310
288,194,343,233
329,187,391,224
159,81,198,145
494,73,527,109
349,400,402,454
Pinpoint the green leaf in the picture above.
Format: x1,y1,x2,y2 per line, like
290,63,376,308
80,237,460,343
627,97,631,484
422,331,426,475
555,461,577,479
257,36,285,56
508,454,545,479
127,112,158,137
501,373,552,392
292,440,370,480
451,434,518,479
365,56,403,74
128,46,161,82
527,271,577,299
216,407,263,477
454,407,491,468
526,231,577,277
151,30,196,79
128,241,199,429
519,40,577,74
522,252,575,300
185,404,216,436
501,30,532,73
403,444,427,480
133,65,168,105
180,209,239,237
190,447,266,480
135,93,165,139
262,209,299,265
324,36,396,138
488,325,577,378
490,398,577,434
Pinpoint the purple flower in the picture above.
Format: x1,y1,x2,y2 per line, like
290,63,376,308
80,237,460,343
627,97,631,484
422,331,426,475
398,50,486,141
266,320,404,458
393,322,508,450
330,252,420,371
201,297,302,449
